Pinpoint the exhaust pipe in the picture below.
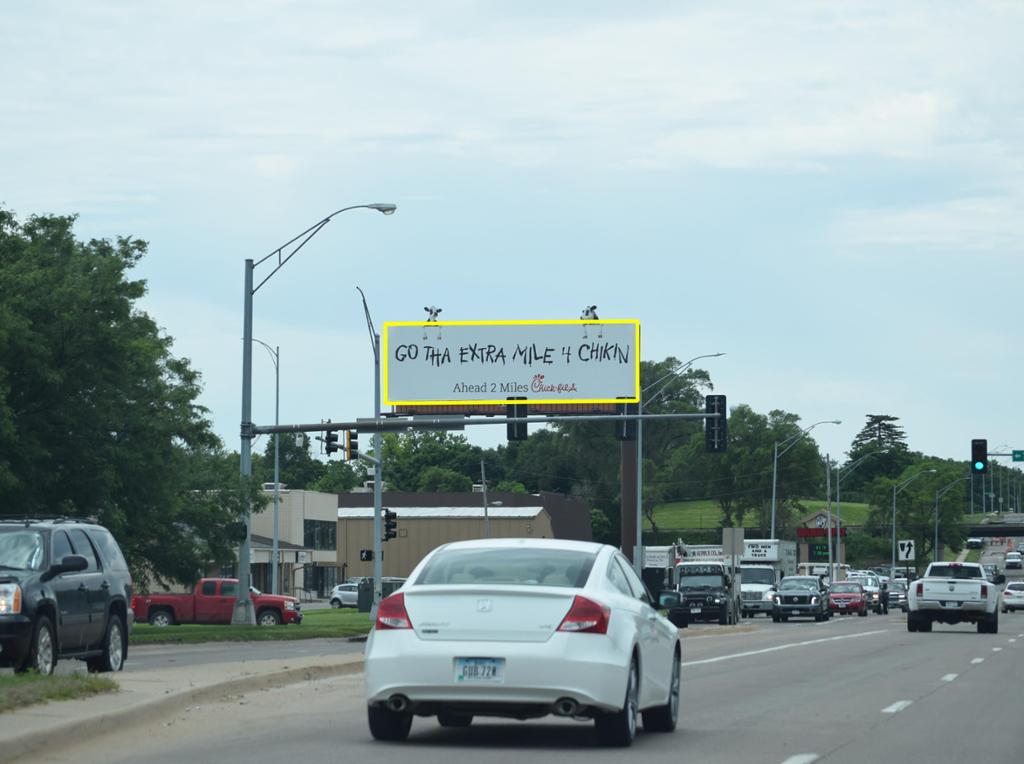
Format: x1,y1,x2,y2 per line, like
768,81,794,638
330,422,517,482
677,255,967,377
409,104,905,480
386,694,410,712
553,698,579,717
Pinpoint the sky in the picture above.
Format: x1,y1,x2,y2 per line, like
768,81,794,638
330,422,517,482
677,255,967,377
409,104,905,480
2,1,1022,469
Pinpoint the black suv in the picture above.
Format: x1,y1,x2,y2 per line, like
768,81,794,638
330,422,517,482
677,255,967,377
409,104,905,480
0,518,133,675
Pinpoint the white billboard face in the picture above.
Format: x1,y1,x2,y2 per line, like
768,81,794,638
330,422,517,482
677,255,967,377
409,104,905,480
383,320,640,405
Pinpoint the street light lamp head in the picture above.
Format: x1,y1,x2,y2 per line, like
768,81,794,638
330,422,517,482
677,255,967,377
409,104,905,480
831,420,842,425
368,203,397,215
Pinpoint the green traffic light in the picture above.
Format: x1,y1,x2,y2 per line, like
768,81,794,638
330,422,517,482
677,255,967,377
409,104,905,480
974,461,985,471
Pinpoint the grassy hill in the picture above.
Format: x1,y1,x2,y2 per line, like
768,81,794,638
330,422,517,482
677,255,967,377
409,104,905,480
646,498,872,531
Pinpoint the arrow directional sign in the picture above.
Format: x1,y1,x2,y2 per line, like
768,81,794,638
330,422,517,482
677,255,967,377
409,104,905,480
1013,450,1023,462
898,539,915,562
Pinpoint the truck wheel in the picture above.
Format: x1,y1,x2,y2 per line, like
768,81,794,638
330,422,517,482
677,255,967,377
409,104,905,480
771,614,780,623
907,617,917,632
149,609,174,627
858,608,868,617
919,618,932,633
258,609,282,627
87,614,126,673
719,609,728,626
15,616,57,676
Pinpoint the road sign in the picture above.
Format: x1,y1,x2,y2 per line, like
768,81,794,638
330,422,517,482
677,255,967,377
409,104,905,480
360,549,374,562
383,319,640,405
1014,450,1024,462
897,539,915,561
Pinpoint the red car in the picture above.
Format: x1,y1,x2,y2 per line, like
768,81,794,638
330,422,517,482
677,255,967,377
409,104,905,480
829,582,869,616
131,578,302,627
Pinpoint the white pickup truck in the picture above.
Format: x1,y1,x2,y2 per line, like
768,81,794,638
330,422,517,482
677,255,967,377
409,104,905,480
906,561,999,634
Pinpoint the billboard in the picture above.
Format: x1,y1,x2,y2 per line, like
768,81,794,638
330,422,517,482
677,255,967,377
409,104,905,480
382,319,640,406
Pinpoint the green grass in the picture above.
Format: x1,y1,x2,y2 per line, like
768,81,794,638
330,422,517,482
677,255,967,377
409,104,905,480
0,672,117,714
964,549,982,563
646,498,872,531
129,607,372,645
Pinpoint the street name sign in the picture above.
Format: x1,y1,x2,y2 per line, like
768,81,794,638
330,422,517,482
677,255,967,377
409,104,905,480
383,319,640,405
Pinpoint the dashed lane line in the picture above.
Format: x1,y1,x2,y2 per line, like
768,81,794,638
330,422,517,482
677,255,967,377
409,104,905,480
881,700,913,714
780,756,819,764
992,647,1003,652
971,658,985,664
941,673,958,682
681,629,888,667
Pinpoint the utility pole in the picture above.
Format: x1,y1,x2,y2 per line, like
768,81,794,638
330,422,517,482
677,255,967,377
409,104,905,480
481,458,491,538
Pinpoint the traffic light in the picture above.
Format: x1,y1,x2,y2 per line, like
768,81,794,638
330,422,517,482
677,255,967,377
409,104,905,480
226,521,248,542
705,395,728,452
344,430,359,461
615,399,638,441
971,439,988,474
383,508,397,541
324,430,339,455
506,396,528,441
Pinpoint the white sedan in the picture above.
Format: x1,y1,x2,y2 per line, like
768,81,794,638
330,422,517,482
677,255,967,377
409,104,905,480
364,538,682,746
1001,582,1024,613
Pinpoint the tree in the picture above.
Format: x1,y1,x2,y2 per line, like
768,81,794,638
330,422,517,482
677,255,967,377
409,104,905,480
842,414,914,497
257,433,324,489
417,466,473,492
863,460,968,565
310,460,362,493
380,431,481,491
0,210,249,584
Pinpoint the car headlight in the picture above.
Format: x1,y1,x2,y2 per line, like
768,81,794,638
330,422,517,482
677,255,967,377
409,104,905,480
763,590,776,601
713,597,722,604
811,596,819,605
872,593,879,600
0,584,22,615
773,595,781,604
284,601,296,611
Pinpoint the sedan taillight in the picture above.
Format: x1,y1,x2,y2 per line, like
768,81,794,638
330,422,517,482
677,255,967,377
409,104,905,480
557,595,610,634
375,592,412,630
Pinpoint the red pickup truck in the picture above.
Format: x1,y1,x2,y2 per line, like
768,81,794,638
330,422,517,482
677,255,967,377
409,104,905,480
131,578,302,627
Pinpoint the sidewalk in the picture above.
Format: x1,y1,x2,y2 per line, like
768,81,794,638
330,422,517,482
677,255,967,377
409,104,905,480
0,652,365,763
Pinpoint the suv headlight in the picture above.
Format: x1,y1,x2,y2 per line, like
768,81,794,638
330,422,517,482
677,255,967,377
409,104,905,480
713,597,722,604
284,601,296,611
773,595,781,604
763,590,776,601
811,596,819,605
0,584,22,615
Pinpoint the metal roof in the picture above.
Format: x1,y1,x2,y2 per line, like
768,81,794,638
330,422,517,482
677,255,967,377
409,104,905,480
337,506,544,520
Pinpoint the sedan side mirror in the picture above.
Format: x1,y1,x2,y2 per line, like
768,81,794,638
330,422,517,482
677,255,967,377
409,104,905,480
41,554,88,581
659,591,682,609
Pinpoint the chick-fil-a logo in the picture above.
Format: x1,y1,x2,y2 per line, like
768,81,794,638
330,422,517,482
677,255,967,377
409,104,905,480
531,374,578,395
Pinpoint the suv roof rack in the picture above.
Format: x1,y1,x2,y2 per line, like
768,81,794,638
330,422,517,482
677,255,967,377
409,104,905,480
0,515,99,526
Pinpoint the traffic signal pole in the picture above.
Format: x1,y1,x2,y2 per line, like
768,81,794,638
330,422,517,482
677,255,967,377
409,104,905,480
372,331,384,616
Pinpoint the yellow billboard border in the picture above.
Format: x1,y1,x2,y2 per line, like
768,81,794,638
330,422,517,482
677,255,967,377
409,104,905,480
382,319,641,406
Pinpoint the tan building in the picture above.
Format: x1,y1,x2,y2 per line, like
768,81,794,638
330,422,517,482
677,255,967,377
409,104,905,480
249,488,339,597
337,491,591,580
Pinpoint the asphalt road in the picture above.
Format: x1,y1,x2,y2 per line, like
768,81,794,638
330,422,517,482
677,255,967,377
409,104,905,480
28,602,1024,764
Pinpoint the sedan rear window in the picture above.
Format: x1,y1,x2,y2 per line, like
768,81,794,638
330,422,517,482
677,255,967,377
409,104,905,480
416,547,597,588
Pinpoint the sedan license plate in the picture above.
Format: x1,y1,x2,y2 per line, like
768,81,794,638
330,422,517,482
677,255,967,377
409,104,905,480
792,609,801,615
455,658,504,683
838,602,847,608
690,607,702,614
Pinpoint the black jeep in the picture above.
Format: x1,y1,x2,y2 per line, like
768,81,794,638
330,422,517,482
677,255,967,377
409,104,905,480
0,518,133,675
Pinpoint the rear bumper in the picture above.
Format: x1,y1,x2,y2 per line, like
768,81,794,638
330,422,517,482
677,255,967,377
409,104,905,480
364,630,629,714
911,601,992,623
742,600,773,613
829,600,866,612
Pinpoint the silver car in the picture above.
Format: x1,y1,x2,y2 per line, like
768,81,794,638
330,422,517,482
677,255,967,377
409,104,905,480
329,583,359,608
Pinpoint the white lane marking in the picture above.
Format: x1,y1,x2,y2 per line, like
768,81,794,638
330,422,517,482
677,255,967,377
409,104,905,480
992,647,1002,652
971,658,985,664
1009,638,1017,643
780,756,819,764
941,673,958,682
882,700,913,714
681,630,887,667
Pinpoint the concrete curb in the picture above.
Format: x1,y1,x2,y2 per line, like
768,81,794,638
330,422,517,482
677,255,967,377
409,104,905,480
1,656,366,764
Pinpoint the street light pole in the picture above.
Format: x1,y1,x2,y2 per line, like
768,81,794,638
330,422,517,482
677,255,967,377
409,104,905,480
234,203,396,625
891,468,936,575
934,476,969,562
252,338,281,595
834,449,884,567
634,352,724,574
770,419,841,539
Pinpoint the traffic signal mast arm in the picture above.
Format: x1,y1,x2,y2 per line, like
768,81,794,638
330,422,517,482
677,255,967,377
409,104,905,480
252,411,718,436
